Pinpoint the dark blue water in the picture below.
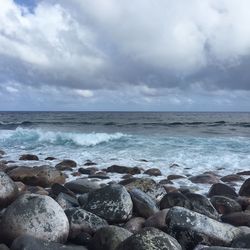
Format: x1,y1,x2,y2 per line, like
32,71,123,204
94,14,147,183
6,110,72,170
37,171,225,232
0,112,250,182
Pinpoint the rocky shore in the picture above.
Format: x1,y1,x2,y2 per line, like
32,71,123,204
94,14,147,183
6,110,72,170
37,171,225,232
1,150,250,249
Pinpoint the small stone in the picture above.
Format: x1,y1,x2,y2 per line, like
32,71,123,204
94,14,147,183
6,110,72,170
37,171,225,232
45,157,56,161
55,160,77,171
144,168,162,176
78,168,96,175
106,165,141,175
19,154,39,161
189,174,220,184
167,174,186,180
221,174,244,183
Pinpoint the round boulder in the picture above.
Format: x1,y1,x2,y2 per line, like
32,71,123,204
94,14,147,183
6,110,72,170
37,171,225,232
1,194,69,244
239,178,250,197
208,183,238,198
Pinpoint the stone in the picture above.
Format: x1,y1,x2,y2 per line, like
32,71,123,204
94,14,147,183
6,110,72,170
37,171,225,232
239,178,250,197
116,227,182,250
45,157,56,161
231,234,250,248
0,244,9,250
19,154,39,161
144,209,169,230
144,168,162,176
220,174,244,183
189,174,220,184
78,168,96,175
210,196,242,215
88,174,110,180
10,235,87,250
160,192,192,210
65,207,108,239
56,193,79,210
0,150,5,156
89,226,132,250
15,181,26,193
0,172,18,209
78,194,89,207
84,161,97,166
129,188,159,218
85,184,133,223
237,171,250,175
8,166,66,187
106,165,141,175
65,179,101,194
123,217,145,233
55,160,77,171
1,194,69,244
221,212,250,227
51,183,75,197
208,183,238,198
165,206,241,249
167,174,186,180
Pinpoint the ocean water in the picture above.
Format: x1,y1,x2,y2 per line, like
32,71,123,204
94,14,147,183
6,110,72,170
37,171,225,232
0,112,250,187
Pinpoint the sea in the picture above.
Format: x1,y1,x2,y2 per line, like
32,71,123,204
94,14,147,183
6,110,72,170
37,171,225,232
0,112,250,190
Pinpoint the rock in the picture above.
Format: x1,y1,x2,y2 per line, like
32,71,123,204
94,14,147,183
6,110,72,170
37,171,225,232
0,172,18,208
0,150,5,156
208,183,238,198
65,207,108,239
129,188,159,218
88,174,110,179
120,178,166,202
144,168,162,176
45,157,56,161
237,171,250,175
15,181,26,193
165,206,241,249
123,217,145,233
210,196,242,215
1,194,69,244
55,160,77,171
8,166,66,187
221,174,244,183
160,192,192,210
84,161,97,166
194,246,247,250
10,235,87,250
78,194,89,207
0,244,9,250
106,165,141,175
116,227,182,250
239,178,250,197
231,234,250,248
221,212,250,226
236,197,250,210
89,226,132,250
85,184,133,223
26,186,49,195
51,183,75,197
185,193,219,219
56,193,79,210
189,174,220,184
69,232,92,246
159,179,174,185
19,154,39,161
65,179,101,194
167,174,186,180
163,185,178,193
78,168,96,175
144,209,169,230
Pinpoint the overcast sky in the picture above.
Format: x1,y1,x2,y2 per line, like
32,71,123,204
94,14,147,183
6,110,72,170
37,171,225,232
0,0,250,111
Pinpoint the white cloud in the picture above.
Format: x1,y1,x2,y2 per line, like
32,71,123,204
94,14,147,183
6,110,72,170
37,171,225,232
74,89,94,98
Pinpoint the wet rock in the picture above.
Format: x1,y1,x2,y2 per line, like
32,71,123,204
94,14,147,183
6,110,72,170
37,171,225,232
144,168,162,176
185,193,219,219
45,157,56,161
144,209,169,230
120,178,166,202
0,172,18,208
129,188,159,218
159,179,174,185
123,217,145,233
221,211,250,226
189,174,220,184
237,171,250,175
19,154,39,161
194,246,246,250
65,179,101,194
65,207,108,239
239,178,250,197
0,150,5,156
78,168,96,175
106,165,141,175
221,174,244,183
84,161,97,166
85,184,133,223
89,226,132,250
163,185,178,193
56,193,79,210
8,166,66,188
10,235,87,250
55,160,77,171
88,174,110,179
165,206,241,249
116,227,182,250
160,192,192,210
167,174,186,180
210,196,242,215
208,183,238,198
231,234,250,248
1,194,69,244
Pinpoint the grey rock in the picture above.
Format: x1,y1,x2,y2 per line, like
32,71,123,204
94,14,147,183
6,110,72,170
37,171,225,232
208,183,238,198
239,178,250,197
189,174,220,184
123,217,145,233
144,209,169,230
232,234,250,248
144,168,162,176
19,154,39,161
65,179,101,194
56,193,79,210
55,160,77,171
221,212,250,227
106,165,141,175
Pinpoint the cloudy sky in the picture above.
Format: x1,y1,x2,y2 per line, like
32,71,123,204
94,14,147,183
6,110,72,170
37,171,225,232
0,0,250,111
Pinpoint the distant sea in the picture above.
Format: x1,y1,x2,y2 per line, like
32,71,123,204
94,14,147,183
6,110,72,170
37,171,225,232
0,112,250,185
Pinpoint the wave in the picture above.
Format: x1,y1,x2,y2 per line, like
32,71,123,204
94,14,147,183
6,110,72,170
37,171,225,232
0,128,127,147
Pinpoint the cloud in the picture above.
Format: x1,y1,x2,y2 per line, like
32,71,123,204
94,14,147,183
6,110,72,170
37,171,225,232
0,0,250,110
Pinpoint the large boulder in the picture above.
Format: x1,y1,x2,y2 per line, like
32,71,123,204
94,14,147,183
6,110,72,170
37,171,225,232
239,178,250,197
64,179,101,194
0,172,18,208
1,194,69,244
8,166,65,187
55,160,77,171
116,227,182,250
208,183,238,198
129,188,159,218
19,154,39,161
10,235,87,250
85,184,133,223
65,207,108,239
106,165,141,175
89,226,132,250
221,212,250,227
165,207,241,249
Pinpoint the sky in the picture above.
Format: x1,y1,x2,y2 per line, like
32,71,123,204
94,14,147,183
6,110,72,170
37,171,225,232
0,0,250,111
